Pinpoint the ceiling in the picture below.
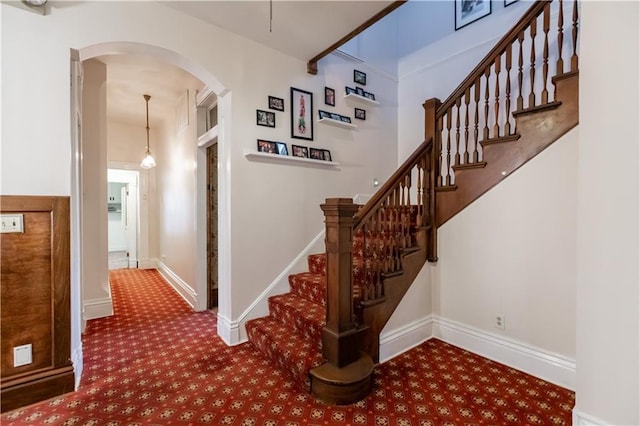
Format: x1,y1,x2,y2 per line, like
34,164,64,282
95,1,397,128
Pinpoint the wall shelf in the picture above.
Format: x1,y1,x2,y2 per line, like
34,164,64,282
244,150,340,167
318,117,357,129
344,93,379,106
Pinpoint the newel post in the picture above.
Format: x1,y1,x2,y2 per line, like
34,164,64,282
423,98,441,262
319,198,363,366
310,198,374,405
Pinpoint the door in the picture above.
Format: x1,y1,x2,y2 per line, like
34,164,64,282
207,143,218,309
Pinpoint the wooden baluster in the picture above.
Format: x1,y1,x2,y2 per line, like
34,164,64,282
455,99,461,166
529,17,537,108
542,3,550,104
505,44,513,135
571,0,579,71
483,69,490,140
404,174,412,248
446,110,453,185
437,115,444,186
517,31,524,111
493,55,501,138
556,0,565,78
464,88,470,164
473,78,480,162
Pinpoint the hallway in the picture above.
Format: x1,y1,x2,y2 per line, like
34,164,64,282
2,269,574,424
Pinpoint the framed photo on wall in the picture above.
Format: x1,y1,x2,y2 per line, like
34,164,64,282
268,96,284,111
292,144,308,158
290,87,313,141
324,87,335,106
256,109,275,128
455,0,491,30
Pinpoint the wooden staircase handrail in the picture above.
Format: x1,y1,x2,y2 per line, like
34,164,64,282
353,138,433,230
437,0,550,116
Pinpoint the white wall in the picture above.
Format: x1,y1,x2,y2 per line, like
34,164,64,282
157,91,199,304
436,130,577,361
574,2,639,425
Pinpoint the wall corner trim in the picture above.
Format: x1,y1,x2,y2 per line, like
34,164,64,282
157,262,197,309
432,316,576,390
217,313,245,346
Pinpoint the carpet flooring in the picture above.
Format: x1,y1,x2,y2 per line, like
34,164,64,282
2,269,574,425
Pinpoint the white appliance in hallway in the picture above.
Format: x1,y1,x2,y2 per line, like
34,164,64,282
107,169,139,270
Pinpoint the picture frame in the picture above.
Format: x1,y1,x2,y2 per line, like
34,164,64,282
504,0,519,6
292,144,308,158
330,113,342,121
363,91,376,101
340,115,352,124
290,87,313,141
324,87,335,106
257,109,276,128
275,142,288,156
345,86,356,95
268,96,284,111
257,139,277,153
455,0,491,30
354,69,367,86
309,147,324,161
354,108,366,120
322,149,332,162
356,87,365,96
318,110,330,120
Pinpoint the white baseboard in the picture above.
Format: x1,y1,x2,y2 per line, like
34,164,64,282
157,261,197,309
572,410,609,426
379,315,433,363
217,313,245,346
138,258,157,269
432,316,576,390
83,297,114,320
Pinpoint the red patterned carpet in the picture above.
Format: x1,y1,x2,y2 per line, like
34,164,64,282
2,269,574,425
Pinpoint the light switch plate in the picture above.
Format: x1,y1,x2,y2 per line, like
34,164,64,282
1,214,24,233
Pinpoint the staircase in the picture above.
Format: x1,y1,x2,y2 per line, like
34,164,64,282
247,0,580,405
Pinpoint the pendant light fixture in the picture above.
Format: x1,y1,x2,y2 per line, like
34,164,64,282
140,94,156,169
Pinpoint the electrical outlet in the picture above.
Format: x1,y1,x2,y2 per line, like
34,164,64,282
13,344,32,367
495,314,505,330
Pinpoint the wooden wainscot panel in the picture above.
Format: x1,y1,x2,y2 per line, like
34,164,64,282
0,196,74,413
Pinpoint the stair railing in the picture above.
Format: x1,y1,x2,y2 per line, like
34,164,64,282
319,137,436,369
433,0,580,189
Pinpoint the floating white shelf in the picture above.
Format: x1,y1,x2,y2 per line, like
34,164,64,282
244,150,340,167
344,93,379,106
318,117,357,129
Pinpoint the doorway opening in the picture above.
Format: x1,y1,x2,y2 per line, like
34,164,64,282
107,169,139,270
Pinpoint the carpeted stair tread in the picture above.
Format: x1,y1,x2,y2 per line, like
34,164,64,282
288,272,327,306
307,253,326,275
268,293,325,347
245,316,324,390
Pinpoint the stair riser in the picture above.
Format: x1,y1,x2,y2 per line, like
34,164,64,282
268,298,324,349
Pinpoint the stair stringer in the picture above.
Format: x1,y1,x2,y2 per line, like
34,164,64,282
436,71,579,227
360,228,428,363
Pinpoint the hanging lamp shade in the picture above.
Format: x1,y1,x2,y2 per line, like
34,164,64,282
140,94,156,169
